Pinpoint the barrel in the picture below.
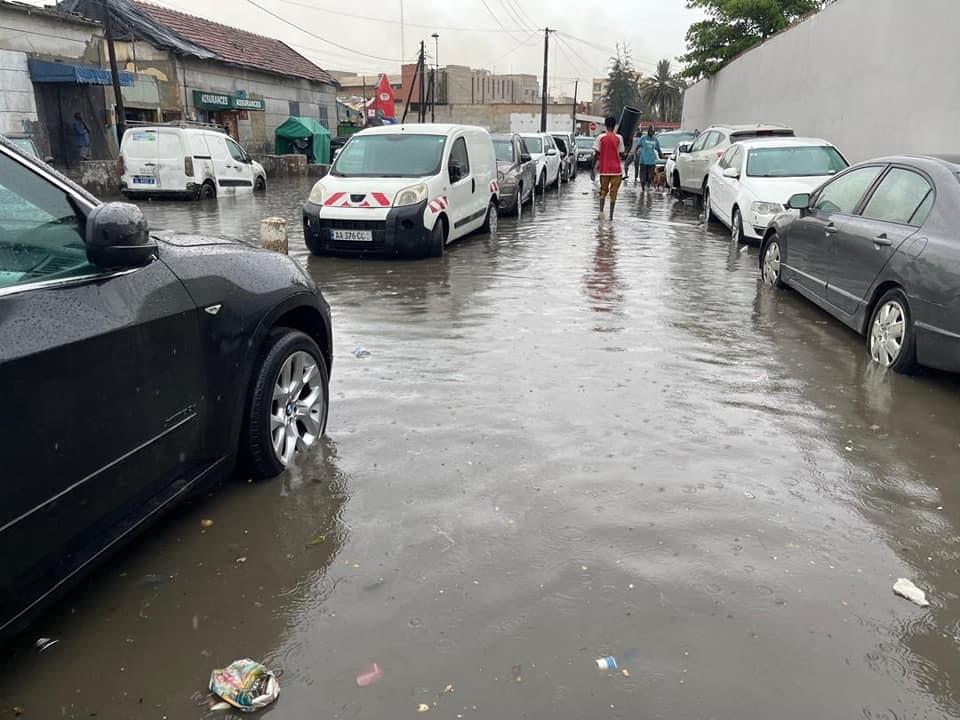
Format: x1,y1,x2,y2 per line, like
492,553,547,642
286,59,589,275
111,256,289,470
617,106,643,149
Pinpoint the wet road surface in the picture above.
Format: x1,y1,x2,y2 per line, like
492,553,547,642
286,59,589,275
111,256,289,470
3,177,960,719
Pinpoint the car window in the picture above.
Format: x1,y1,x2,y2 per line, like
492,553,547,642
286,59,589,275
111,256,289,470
0,152,95,290
813,166,883,215
718,145,738,169
861,168,934,225
226,138,248,163
190,134,210,157
910,190,935,226
206,135,230,161
690,133,708,153
123,129,158,159
545,136,556,150
553,136,567,153
704,131,723,150
519,138,531,156
449,137,470,175
524,136,543,153
746,145,848,178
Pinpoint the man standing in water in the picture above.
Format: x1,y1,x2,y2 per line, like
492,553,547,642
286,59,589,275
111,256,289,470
635,125,661,191
591,115,625,220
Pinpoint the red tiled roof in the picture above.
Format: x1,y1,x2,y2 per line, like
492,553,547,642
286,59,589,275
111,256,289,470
134,1,337,86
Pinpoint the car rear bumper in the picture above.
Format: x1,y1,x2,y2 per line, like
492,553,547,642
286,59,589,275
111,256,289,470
303,200,431,257
121,182,199,200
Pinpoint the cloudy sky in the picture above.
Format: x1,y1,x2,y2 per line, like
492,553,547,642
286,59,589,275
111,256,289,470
35,0,704,91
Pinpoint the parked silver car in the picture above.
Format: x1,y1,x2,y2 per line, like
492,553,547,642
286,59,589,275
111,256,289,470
492,133,536,216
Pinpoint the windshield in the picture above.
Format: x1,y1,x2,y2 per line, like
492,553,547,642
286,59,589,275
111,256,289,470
524,137,543,154
575,137,594,149
8,138,38,158
332,133,447,178
746,146,847,178
493,140,514,163
657,132,697,152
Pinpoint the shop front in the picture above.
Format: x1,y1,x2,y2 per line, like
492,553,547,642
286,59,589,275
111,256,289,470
192,90,265,141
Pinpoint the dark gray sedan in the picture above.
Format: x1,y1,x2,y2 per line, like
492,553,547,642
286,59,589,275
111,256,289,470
492,133,536,216
759,155,960,374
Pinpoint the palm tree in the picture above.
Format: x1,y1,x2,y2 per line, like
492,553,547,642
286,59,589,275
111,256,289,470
639,59,684,122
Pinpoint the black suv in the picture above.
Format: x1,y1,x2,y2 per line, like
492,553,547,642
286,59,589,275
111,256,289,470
0,136,333,638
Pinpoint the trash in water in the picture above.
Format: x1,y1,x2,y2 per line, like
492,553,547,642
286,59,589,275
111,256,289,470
893,578,930,607
743,491,756,499
596,656,618,670
739,244,748,253
235,557,247,564
417,703,430,713
443,684,455,694
355,662,383,688
201,518,214,529
209,658,279,712
35,637,59,653
13,707,25,717
307,534,326,546
621,668,631,677
138,573,172,585
511,664,524,683
353,346,371,358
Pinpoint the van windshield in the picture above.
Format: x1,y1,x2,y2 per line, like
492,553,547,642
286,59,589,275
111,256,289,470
332,134,447,178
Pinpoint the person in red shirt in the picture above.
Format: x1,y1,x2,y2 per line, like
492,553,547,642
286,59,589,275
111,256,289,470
590,116,626,220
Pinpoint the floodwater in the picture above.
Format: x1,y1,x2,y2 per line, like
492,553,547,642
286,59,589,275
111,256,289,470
3,176,960,719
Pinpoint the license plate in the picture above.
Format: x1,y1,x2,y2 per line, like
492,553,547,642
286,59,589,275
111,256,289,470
332,229,373,242
132,176,156,185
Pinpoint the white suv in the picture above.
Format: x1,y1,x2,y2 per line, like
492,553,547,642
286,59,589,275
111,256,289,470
519,132,562,191
673,124,794,200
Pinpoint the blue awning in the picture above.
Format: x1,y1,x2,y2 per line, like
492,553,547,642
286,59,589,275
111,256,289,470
28,58,134,86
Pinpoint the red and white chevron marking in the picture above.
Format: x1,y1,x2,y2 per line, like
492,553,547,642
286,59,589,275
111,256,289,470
428,196,448,214
489,180,499,195
323,192,392,208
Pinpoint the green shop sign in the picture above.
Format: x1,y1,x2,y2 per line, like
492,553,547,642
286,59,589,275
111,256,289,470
192,90,265,111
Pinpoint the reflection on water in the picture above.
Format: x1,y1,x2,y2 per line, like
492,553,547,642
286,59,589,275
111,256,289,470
2,177,959,719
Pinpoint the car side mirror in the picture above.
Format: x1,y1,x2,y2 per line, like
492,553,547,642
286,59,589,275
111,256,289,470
787,192,812,210
520,152,531,163
449,160,463,183
677,143,691,154
546,148,558,156
85,202,157,269
722,166,740,179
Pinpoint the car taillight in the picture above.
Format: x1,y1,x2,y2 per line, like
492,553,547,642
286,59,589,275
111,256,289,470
117,156,125,175
185,157,194,176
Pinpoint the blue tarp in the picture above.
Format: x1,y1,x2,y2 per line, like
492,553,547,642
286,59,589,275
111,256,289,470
28,58,134,86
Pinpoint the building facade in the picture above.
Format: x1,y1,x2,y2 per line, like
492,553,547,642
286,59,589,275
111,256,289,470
400,63,541,111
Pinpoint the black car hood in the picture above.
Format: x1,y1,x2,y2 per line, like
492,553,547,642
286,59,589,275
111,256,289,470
154,230,250,248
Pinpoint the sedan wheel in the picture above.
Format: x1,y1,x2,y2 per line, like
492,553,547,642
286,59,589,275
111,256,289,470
868,290,917,373
732,208,743,244
246,329,329,479
762,237,783,287
702,188,714,224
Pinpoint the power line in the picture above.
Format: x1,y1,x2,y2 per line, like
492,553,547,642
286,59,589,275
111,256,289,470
476,0,528,40
502,0,536,31
242,0,401,62
270,0,521,33
557,32,659,71
496,0,534,33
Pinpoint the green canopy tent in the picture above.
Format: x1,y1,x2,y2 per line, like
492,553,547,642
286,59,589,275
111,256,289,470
275,116,331,164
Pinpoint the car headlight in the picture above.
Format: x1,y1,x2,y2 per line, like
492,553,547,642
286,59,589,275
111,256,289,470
308,182,325,205
752,201,784,215
394,183,428,207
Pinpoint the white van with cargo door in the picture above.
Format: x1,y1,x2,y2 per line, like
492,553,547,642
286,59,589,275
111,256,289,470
120,126,267,200
303,124,498,258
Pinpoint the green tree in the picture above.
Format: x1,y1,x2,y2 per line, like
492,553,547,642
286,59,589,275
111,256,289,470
602,44,640,120
680,0,824,79
639,59,685,122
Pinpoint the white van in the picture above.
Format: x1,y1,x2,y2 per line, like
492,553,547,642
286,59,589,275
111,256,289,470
120,125,267,200
303,124,498,258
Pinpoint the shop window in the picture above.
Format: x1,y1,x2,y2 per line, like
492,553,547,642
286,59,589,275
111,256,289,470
289,101,301,116
318,105,329,129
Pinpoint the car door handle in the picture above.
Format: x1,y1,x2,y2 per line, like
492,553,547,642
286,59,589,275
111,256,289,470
873,234,892,247
143,162,156,167
824,223,837,236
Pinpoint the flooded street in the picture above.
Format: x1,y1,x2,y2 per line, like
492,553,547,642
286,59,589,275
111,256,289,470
4,176,960,719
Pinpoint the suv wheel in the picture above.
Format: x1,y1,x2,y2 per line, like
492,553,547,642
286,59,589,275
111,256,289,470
246,329,328,479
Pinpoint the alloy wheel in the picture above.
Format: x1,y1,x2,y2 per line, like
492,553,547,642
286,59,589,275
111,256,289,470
870,300,906,367
763,240,781,285
270,350,325,466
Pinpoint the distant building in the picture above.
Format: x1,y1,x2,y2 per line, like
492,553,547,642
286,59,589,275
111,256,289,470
400,63,540,110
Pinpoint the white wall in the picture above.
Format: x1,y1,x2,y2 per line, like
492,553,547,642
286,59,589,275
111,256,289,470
509,113,575,133
0,6,99,59
0,49,37,135
680,0,960,163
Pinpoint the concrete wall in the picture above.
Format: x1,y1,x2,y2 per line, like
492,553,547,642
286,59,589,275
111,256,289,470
0,49,37,135
680,0,960,163
0,5,100,61
180,58,337,154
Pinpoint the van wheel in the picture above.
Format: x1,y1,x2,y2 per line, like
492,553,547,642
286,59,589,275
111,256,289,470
481,199,498,235
200,182,216,200
428,218,446,257
254,176,267,193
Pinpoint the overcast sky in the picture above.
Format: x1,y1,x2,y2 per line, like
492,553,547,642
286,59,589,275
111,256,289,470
35,0,703,93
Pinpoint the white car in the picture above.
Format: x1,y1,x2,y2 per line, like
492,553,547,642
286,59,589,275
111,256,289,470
705,137,849,243
120,126,266,200
303,124,499,258
519,132,562,192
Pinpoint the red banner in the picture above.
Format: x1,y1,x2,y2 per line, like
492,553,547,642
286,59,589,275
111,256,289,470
371,73,396,119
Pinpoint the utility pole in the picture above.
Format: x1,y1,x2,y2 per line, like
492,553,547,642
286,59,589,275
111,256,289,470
361,75,367,126
103,0,127,142
418,41,425,123
571,79,578,133
540,28,552,132
399,0,405,64
432,32,439,110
